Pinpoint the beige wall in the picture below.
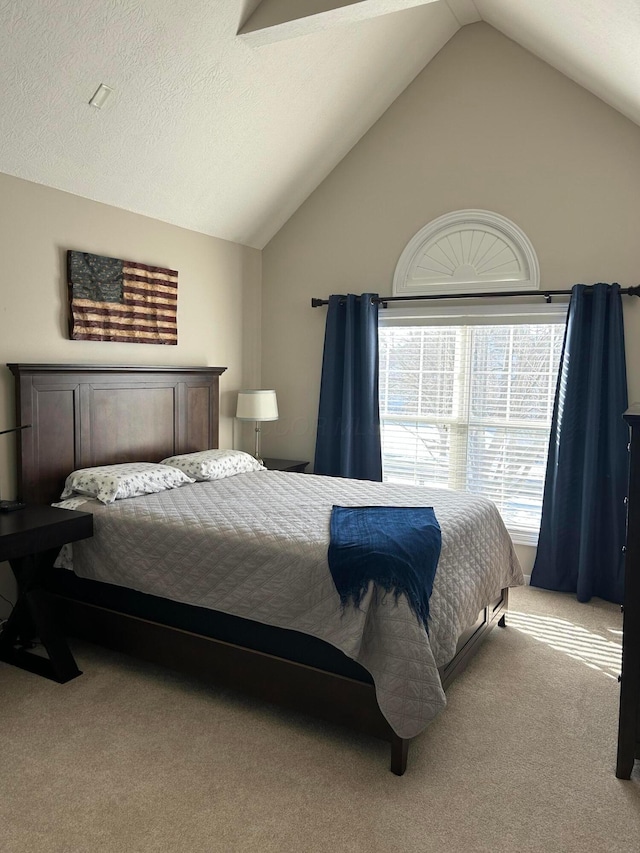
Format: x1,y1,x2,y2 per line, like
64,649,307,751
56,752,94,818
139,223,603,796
261,21,640,568
0,172,261,612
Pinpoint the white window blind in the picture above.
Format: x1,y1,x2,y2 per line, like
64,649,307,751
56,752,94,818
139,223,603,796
379,306,565,545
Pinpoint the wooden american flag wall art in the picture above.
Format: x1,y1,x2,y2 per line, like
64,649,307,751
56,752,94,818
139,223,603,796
67,250,178,345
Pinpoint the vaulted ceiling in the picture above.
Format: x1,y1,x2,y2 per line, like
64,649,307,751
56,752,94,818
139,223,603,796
1,1,639,249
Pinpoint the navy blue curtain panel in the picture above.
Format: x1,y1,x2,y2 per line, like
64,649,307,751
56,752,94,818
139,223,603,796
530,283,629,604
314,293,382,481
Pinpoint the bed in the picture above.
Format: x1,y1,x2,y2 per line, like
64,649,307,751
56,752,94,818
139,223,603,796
9,363,523,775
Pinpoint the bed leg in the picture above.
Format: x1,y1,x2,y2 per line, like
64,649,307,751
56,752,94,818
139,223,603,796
497,587,508,627
390,735,409,776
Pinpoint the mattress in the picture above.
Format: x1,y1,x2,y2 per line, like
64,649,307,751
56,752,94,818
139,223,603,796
58,471,524,738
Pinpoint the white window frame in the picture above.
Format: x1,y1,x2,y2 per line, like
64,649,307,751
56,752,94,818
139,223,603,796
379,301,567,546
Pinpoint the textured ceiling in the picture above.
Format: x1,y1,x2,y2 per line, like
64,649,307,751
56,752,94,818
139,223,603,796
475,0,640,129
1,0,639,249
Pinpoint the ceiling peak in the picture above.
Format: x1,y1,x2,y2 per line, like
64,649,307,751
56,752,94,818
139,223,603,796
445,0,481,26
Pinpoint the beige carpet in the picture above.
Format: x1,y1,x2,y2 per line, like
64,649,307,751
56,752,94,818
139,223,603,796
1,585,639,853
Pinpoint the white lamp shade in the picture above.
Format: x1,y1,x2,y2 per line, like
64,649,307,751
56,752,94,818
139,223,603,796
236,390,279,422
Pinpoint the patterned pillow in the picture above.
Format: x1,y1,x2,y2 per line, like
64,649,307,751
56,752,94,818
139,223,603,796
160,449,265,481
60,462,196,504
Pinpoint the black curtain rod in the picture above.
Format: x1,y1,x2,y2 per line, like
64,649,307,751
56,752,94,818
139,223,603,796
311,285,640,308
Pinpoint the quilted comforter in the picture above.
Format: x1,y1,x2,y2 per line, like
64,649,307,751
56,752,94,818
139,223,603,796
59,471,523,738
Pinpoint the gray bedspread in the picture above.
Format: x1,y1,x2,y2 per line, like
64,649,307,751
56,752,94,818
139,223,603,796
60,471,523,738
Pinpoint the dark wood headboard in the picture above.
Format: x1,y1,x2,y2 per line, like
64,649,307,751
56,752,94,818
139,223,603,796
9,364,227,505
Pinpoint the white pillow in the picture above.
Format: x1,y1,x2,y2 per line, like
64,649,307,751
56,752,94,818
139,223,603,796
160,449,265,481
60,462,195,504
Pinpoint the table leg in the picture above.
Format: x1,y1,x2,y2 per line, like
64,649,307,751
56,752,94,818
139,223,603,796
0,552,81,683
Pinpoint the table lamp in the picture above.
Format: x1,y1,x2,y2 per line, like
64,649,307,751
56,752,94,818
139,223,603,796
235,390,278,465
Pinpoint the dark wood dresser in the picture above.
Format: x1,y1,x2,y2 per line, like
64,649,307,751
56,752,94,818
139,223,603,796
617,404,640,778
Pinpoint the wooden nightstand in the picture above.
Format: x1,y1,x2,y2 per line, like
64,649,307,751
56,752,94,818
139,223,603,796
262,458,309,473
0,504,93,683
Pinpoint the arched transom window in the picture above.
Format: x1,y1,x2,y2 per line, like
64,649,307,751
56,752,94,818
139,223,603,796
393,209,540,297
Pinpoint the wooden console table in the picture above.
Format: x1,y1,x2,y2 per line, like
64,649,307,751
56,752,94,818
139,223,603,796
0,504,93,683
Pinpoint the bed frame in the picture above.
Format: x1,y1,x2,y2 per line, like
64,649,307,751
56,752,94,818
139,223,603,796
8,362,508,775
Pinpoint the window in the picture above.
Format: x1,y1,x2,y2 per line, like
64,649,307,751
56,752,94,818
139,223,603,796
392,209,540,298
379,305,565,545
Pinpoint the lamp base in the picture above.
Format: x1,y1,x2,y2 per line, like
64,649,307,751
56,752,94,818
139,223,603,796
0,500,26,512
254,422,262,465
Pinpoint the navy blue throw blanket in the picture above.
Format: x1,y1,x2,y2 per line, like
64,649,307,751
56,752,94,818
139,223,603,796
328,506,442,632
